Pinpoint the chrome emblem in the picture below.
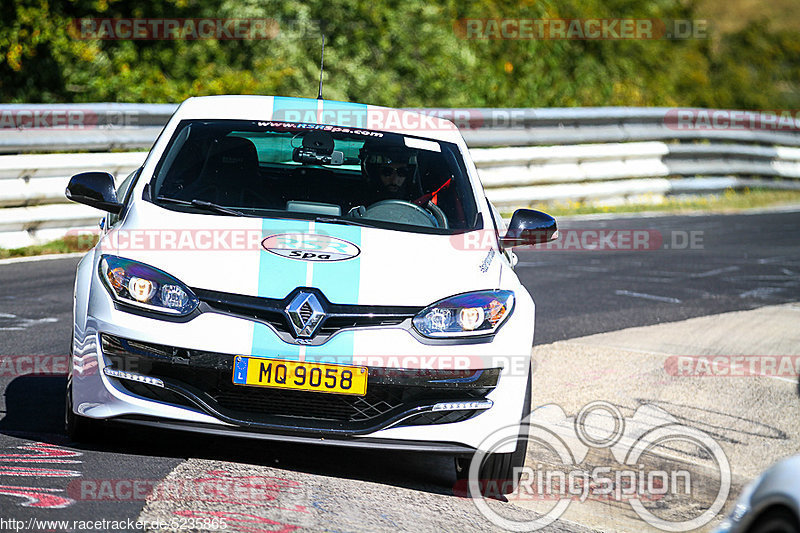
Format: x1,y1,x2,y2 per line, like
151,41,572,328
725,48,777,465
286,292,326,338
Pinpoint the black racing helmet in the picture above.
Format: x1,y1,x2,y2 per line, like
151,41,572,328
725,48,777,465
359,142,419,183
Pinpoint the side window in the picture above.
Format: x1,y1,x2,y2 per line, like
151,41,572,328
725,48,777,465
107,169,140,227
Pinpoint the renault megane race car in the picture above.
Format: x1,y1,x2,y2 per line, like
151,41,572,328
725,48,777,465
65,95,556,491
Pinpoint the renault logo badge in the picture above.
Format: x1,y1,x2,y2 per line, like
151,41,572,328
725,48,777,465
286,292,326,338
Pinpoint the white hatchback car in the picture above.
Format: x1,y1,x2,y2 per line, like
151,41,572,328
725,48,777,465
65,95,556,493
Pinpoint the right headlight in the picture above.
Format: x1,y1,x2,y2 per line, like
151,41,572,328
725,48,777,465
413,290,514,338
99,255,199,316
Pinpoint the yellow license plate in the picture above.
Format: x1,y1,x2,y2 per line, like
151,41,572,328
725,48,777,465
232,356,368,395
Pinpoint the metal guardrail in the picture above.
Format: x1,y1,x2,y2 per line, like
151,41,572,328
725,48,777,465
472,141,800,206
4,104,800,153
0,103,172,153
0,104,799,248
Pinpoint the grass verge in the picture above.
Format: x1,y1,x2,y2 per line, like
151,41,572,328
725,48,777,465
518,188,800,217
0,234,98,260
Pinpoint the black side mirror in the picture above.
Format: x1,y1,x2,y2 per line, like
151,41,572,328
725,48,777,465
65,172,123,214
501,209,557,248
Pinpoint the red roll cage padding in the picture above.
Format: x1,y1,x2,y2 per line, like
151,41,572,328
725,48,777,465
413,178,452,206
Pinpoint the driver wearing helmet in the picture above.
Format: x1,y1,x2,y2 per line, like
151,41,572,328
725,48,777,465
356,142,451,228
360,144,421,201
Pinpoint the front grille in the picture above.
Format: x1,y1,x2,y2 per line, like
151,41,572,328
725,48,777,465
121,381,194,409
193,287,421,342
399,410,479,426
117,377,410,423
103,335,497,432
211,385,405,422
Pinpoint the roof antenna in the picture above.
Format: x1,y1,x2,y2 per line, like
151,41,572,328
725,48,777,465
316,34,325,100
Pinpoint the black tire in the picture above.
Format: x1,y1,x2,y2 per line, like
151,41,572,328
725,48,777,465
747,507,800,533
456,361,532,496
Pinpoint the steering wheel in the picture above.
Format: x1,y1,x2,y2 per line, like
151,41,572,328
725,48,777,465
356,199,441,228
425,201,448,229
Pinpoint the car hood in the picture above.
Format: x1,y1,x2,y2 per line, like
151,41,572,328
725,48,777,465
105,205,502,307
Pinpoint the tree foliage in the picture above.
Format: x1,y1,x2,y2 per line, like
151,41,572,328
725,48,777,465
1,0,798,109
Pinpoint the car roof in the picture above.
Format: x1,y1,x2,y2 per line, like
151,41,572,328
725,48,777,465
172,95,463,144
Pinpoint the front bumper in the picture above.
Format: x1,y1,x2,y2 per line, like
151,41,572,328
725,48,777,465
101,334,498,436
72,252,536,453
110,416,479,454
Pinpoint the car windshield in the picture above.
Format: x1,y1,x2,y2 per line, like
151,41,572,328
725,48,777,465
150,119,480,233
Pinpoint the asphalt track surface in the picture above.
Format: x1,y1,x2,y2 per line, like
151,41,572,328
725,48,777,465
0,209,798,531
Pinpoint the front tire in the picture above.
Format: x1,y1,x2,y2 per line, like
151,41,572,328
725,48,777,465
456,361,532,496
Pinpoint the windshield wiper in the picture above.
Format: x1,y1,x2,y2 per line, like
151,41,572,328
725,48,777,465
315,216,376,228
156,196,253,217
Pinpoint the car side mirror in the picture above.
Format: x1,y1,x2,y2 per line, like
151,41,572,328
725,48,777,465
500,209,557,248
65,171,123,214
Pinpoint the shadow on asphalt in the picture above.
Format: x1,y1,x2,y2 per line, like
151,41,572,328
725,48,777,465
0,374,461,498
0,375,67,434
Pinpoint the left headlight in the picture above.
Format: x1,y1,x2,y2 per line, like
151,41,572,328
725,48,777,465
99,255,199,316
413,290,514,338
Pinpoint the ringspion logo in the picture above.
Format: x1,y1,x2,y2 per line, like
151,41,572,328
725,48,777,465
467,401,730,531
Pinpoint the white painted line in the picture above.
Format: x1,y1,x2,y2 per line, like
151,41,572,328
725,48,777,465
739,287,784,299
0,252,85,266
757,256,789,264
615,289,681,303
568,266,610,272
0,315,58,331
690,266,740,278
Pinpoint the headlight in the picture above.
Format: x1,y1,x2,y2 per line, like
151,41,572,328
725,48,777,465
99,255,199,316
413,290,514,338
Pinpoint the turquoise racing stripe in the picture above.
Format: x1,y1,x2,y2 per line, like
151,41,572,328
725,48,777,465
251,217,310,360
251,98,367,363
271,95,319,124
